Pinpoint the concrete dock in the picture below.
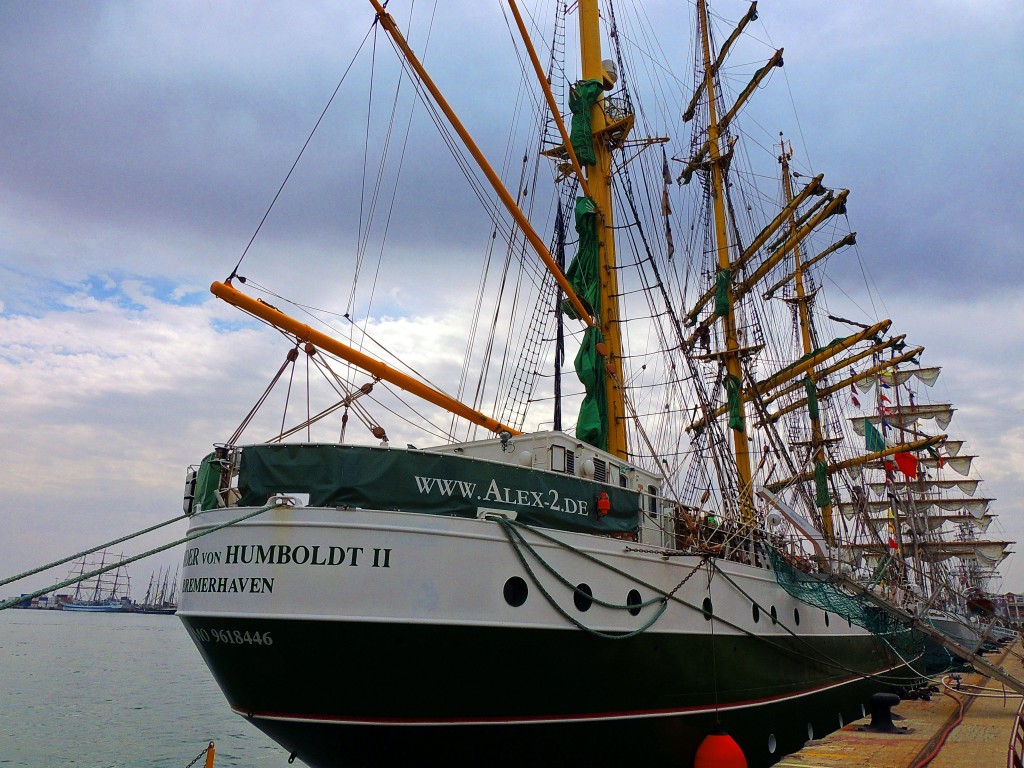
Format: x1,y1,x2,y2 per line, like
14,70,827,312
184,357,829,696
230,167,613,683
778,644,1024,768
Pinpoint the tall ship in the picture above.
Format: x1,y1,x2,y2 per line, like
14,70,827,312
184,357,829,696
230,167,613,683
177,2,1009,766
133,566,179,614
63,551,131,613
839,361,1012,659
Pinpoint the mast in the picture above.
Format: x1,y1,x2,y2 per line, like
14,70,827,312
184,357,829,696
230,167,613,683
368,0,595,328
213,2,608,443
778,136,835,542
73,557,86,601
91,551,106,602
578,0,628,460
696,0,755,517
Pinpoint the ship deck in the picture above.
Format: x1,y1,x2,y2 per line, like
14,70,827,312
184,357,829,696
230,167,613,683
778,641,1024,767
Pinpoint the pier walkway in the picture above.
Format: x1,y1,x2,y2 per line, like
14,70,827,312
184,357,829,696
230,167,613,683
779,643,1024,768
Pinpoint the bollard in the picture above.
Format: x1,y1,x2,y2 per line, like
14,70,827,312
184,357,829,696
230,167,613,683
861,692,904,734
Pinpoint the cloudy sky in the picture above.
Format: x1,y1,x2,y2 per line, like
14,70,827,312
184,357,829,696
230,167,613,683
2,0,1023,601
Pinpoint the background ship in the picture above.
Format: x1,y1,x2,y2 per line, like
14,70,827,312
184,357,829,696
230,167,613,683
133,566,179,614
63,551,131,613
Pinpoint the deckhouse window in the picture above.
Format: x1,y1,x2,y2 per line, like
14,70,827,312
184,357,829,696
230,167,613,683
647,485,658,515
551,445,566,472
550,445,575,475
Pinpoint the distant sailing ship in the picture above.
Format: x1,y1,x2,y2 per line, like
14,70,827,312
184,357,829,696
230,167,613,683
133,566,179,614
63,551,130,612
839,365,1011,662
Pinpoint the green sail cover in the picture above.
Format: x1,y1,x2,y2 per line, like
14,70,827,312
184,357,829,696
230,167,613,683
574,326,608,451
563,197,600,319
568,79,604,166
562,196,607,451
724,373,745,432
714,269,732,317
814,459,829,508
803,376,819,421
235,443,639,534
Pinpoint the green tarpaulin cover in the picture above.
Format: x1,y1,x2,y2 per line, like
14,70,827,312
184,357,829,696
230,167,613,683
724,373,745,432
564,197,600,319
814,459,830,508
194,453,221,513
563,196,608,451
574,326,608,451
235,443,639,534
568,79,604,167
803,376,819,421
714,269,732,317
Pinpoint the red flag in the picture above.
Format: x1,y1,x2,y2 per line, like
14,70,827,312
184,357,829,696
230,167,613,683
851,386,860,407
879,393,891,404
894,452,918,478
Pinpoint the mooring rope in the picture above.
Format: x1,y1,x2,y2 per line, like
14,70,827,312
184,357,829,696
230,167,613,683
498,520,927,685
0,501,283,611
0,513,190,590
495,517,708,639
497,518,669,639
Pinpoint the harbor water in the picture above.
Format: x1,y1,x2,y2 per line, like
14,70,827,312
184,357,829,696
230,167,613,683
0,609,285,767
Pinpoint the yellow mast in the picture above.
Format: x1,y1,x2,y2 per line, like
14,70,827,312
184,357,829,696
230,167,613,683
697,0,755,518
368,0,595,328
778,136,835,542
578,0,628,460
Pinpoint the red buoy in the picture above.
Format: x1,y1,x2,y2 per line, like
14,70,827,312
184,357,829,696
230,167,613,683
597,492,611,516
693,725,747,768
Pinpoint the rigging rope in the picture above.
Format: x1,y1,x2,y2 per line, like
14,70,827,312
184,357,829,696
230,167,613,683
495,516,703,640
226,21,377,282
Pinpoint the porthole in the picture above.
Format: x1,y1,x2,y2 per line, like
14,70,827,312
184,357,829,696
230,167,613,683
702,597,713,620
627,589,643,617
767,733,777,754
824,612,830,627
770,606,778,624
794,608,801,626
503,576,528,607
752,603,760,623
807,722,814,740
574,583,594,612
